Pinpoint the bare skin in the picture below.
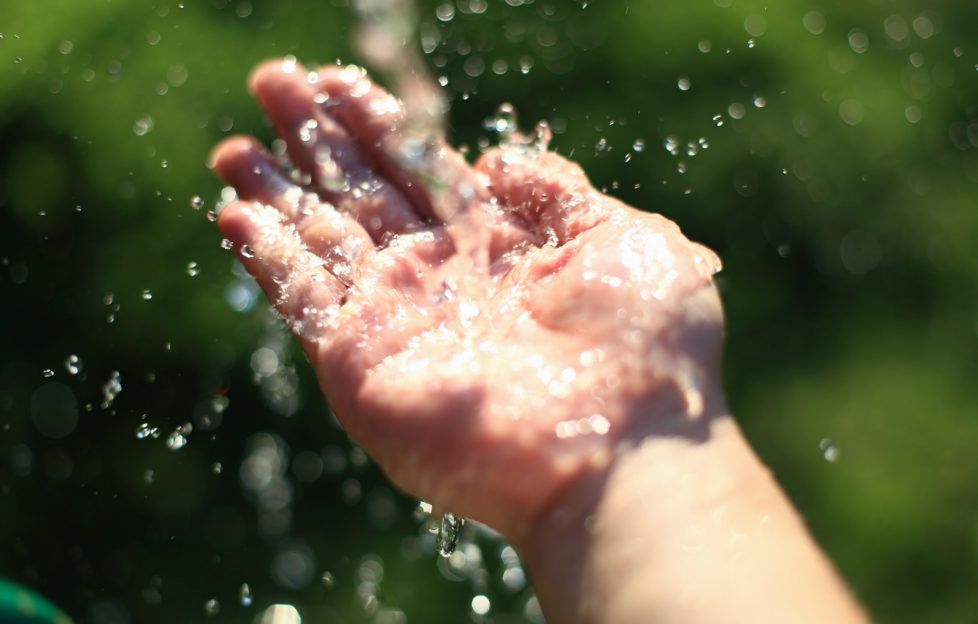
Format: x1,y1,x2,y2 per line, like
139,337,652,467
212,59,870,623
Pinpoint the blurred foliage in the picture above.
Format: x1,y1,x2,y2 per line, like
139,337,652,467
0,0,976,623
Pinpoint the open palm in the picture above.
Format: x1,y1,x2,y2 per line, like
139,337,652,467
212,59,725,540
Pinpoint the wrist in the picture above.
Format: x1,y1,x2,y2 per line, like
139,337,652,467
517,378,738,545
515,401,868,624
516,406,757,623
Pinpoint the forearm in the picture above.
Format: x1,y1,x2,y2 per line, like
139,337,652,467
518,413,870,624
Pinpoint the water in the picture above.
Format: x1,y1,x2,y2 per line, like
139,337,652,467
820,438,840,463
135,422,160,440
203,598,220,616
64,354,82,375
165,423,192,450
100,371,122,408
9,0,967,622
437,513,464,557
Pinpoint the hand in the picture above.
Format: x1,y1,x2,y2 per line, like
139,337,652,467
211,59,724,543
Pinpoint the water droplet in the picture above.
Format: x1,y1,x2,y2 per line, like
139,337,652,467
712,114,724,127
321,571,335,588
533,120,552,152
64,354,82,375
166,423,192,450
484,102,518,143
469,594,491,615
819,438,840,462
298,118,318,143
190,195,203,209
240,244,255,258
136,422,160,440
41,368,55,379
212,462,223,474
663,136,679,155
203,598,220,616
161,160,168,168
220,238,233,250
436,3,455,21
133,115,154,136
239,583,253,606
141,289,153,300
632,138,646,152
186,261,199,277
101,371,122,408
677,76,691,91
437,513,464,557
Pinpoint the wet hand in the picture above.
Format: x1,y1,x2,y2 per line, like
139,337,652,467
211,59,724,542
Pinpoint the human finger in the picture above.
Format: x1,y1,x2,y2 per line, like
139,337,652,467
217,200,348,340
210,136,374,281
248,59,420,240
314,64,488,222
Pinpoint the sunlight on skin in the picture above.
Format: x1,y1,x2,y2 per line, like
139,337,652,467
211,58,868,624
211,58,723,541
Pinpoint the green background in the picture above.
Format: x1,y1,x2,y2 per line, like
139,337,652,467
1,0,976,622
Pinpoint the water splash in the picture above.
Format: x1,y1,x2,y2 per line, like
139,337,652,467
239,583,253,607
166,423,192,450
101,371,122,408
64,354,82,375
481,104,553,156
135,422,160,440
352,0,447,173
484,102,517,141
437,512,464,557
203,598,220,616
819,438,840,462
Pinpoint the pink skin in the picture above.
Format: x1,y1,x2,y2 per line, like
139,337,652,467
211,59,725,546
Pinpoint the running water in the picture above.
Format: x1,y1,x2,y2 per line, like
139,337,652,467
351,0,493,557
